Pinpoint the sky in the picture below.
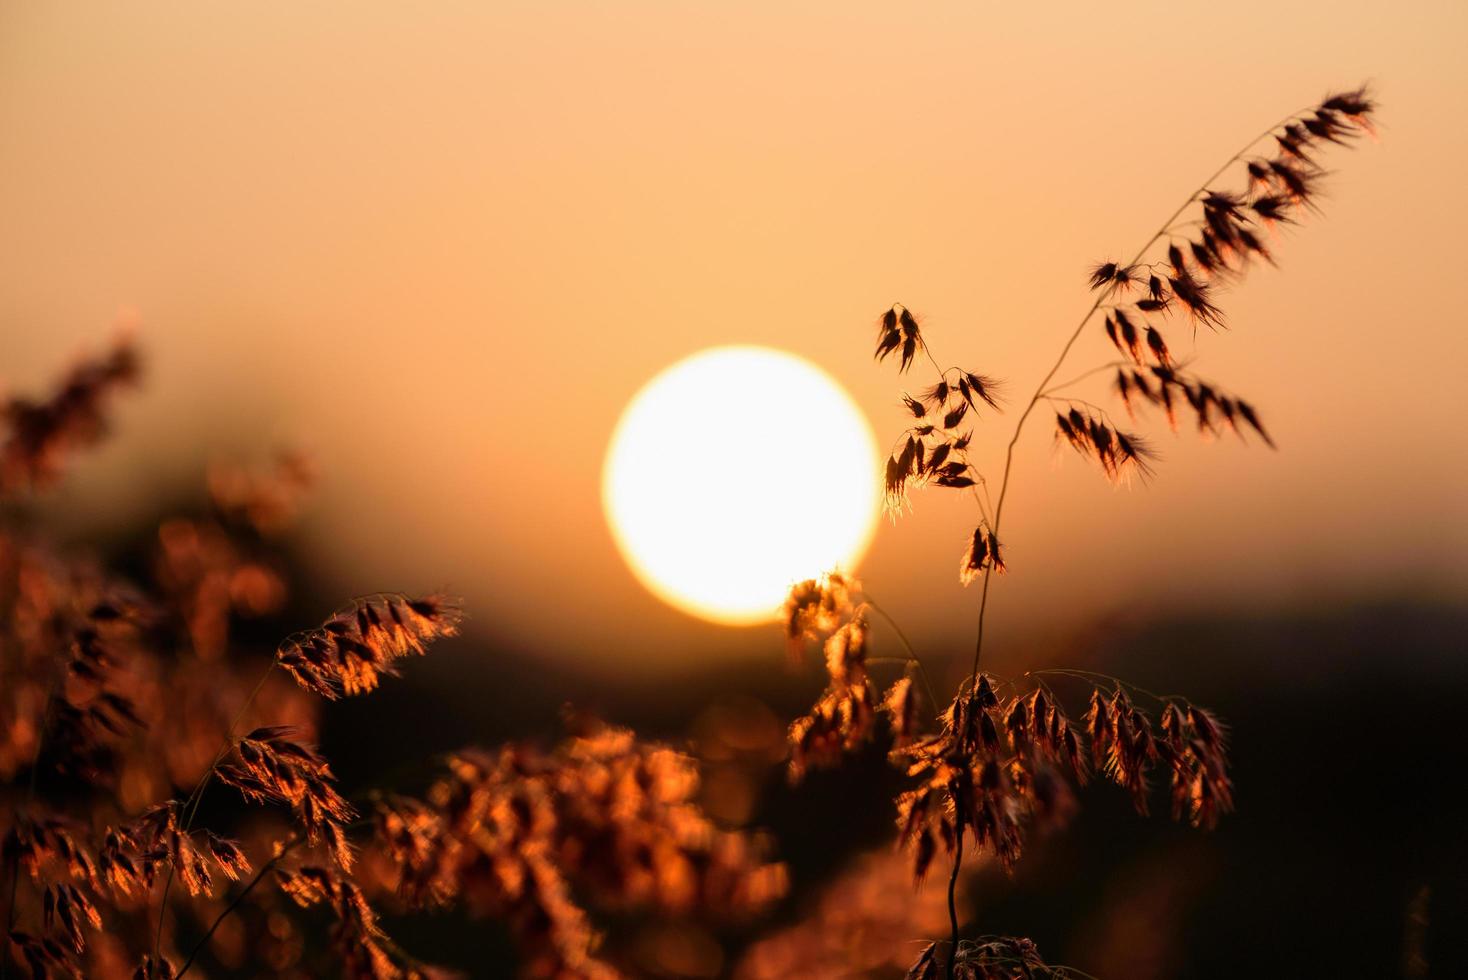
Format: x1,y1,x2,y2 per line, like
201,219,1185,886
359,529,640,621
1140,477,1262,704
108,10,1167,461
2,1,1465,674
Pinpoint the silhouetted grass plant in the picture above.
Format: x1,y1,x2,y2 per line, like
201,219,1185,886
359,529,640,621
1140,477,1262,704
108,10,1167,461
1,348,784,978
787,84,1376,979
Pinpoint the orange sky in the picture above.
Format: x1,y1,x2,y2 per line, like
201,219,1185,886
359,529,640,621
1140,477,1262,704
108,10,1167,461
2,2,1464,673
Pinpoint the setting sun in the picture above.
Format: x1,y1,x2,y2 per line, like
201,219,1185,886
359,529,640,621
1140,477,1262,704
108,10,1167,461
603,346,880,625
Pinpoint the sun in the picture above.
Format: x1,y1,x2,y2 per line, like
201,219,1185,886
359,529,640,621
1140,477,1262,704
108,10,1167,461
603,346,881,626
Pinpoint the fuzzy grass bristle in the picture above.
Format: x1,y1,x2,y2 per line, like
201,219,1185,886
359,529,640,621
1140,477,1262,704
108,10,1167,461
875,304,923,373
277,593,461,699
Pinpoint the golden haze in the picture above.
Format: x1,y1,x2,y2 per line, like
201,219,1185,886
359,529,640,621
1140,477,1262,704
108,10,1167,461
1,2,1464,669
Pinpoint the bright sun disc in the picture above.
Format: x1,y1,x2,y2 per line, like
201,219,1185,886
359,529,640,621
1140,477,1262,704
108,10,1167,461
603,346,880,625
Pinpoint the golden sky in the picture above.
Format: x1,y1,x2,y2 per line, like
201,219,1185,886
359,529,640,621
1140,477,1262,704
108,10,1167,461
2,2,1464,672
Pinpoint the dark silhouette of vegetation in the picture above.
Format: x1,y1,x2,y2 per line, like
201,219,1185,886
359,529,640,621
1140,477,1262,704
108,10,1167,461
2,83,1376,978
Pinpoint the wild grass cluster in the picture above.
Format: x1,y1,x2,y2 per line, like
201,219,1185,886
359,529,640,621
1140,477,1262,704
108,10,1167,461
0,345,785,978
2,83,1375,978
787,84,1376,978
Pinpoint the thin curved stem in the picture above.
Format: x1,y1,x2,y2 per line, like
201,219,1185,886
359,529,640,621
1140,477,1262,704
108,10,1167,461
176,816,376,978
938,106,1315,964
1041,360,1132,397
154,655,277,960
917,336,996,526
966,105,1309,684
945,819,964,980
1029,667,1190,706
862,597,940,711
174,835,303,978
862,596,918,659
